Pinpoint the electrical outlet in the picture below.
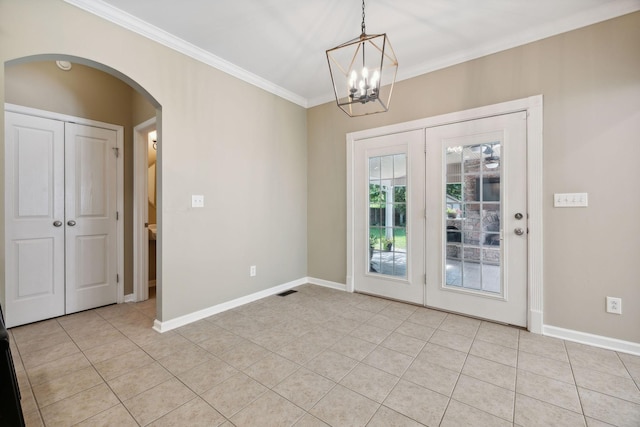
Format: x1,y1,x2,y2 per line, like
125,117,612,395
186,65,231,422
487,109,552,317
249,265,256,277
606,297,622,314
191,195,204,208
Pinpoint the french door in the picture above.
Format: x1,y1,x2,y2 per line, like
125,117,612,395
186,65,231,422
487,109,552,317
4,111,118,327
354,130,425,304
352,112,528,326
425,112,527,326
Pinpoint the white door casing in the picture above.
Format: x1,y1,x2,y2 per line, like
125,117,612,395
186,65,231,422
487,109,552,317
4,112,66,326
133,117,156,303
4,105,123,327
347,96,544,332
425,112,528,326
64,123,118,314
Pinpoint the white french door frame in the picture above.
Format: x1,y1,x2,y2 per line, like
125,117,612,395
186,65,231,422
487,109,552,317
133,117,156,302
347,95,544,333
5,103,125,304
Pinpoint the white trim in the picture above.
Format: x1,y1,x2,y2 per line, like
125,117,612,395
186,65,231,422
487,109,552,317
387,1,640,101
64,0,639,109
63,0,307,108
5,103,123,133
346,95,544,333
346,134,355,294
145,274,640,356
152,278,307,333
543,325,640,357
116,127,124,303
5,103,126,305
133,117,156,303
306,277,347,292
526,99,544,334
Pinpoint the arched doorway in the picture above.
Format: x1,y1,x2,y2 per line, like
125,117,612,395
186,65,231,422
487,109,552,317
4,54,162,325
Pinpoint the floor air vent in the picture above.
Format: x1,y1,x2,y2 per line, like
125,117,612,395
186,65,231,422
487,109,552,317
277,290,298,297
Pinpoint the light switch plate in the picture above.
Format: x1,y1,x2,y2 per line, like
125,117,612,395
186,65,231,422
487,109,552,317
554,193,588,207
191,195,204,208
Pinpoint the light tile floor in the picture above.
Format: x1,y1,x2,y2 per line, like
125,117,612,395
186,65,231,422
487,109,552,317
9,284,640,426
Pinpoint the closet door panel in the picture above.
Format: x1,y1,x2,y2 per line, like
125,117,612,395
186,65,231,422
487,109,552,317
4,112,65,327
65,123,118,314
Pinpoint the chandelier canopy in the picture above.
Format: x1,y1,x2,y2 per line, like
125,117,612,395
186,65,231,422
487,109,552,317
326,0,398,117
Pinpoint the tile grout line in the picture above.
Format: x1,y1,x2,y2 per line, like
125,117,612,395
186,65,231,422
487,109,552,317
67,309,142,426
13,287,638,426
513,327,521,426
563,338,591,427
96,310,218,427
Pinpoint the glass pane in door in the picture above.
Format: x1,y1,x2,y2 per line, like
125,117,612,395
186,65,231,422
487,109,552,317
445,143,501,293
369,153,407,278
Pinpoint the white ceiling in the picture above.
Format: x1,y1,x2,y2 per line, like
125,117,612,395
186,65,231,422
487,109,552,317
66,0,640,108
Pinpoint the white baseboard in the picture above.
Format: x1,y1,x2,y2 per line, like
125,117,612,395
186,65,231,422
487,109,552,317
306,277,347,292
543,325,640,356
147,278,639,357
124,293,136,303
528,309,543,334
152,277,308,333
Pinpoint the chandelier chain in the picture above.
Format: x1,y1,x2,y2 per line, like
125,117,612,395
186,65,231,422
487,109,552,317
361,0,366,35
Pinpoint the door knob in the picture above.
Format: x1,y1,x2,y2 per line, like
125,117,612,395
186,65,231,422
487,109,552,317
514,227,525,236
53,220,63,227
67,220,76,227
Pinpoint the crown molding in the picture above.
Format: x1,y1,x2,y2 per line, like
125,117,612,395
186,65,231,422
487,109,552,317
65,0,639,110
64,0,309,108
308,1,640,108
397,1,640,85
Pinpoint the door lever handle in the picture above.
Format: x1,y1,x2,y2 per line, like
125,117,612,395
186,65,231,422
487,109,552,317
67,220,77,227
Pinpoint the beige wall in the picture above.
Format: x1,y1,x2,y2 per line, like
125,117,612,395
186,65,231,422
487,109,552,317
2,0,637,345
307,12,640,343
4,61,153,295
1,0,308,321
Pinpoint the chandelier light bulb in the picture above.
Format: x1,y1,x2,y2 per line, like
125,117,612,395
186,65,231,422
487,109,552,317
350,70,357,90
371,70,380,89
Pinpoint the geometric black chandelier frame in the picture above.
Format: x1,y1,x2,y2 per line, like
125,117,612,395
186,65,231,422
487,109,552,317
326,0,398,117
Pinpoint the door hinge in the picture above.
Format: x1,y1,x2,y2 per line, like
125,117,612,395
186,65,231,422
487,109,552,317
116,274,119,283
116,211,119,220
112,147,119,158
424,274,427,285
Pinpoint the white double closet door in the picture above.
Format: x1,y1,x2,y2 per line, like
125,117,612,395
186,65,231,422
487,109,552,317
5,111,118,328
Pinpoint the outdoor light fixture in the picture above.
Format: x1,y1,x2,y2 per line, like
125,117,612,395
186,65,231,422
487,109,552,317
485,155,500,169
485,145,500,169
326,0,398,117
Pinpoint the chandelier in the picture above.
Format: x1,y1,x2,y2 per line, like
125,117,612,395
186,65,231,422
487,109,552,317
326,0,398,117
